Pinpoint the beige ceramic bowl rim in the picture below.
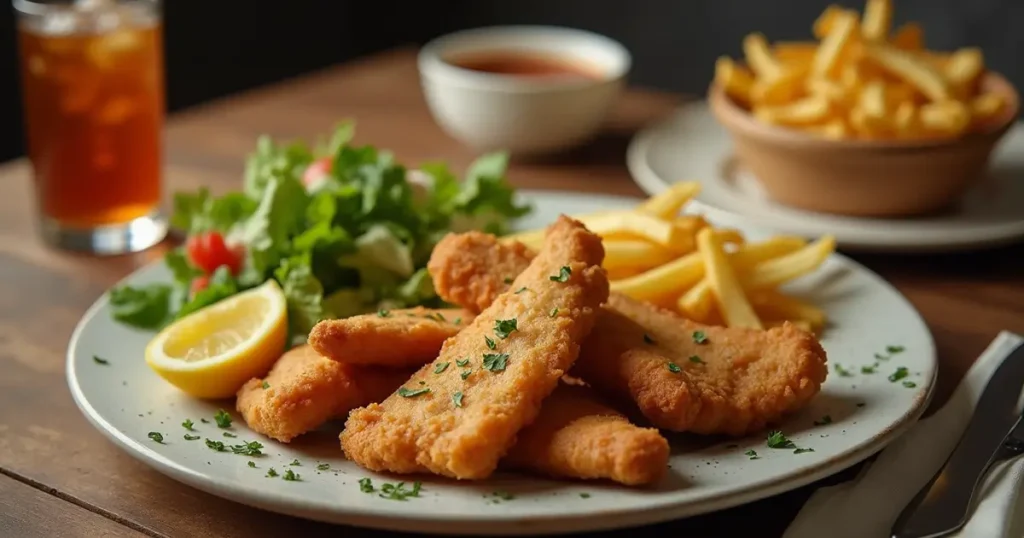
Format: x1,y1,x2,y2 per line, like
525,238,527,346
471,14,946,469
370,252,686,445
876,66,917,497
418,25,632,94
709,72,1020,151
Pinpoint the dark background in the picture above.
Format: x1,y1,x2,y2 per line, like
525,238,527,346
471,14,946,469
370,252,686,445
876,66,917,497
2,0,1023,163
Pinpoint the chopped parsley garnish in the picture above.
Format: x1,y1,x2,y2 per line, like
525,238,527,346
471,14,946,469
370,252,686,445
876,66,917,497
667,362,681,373
689,355,704,364
230,441,263,456
456,359,470,367
248,461,257,468
494,318,518,339
485,336,496,350
398,387,431,398
861,364,877,374
93,355,109,365
182,419,195,431
433,362,450,374
266,468,278,478
482,353,509,372
745,450,759,460
377,309,391,318
379,481,422,500
514,287,528,294
205,439,226,452
833,364,854,377
874,353,889,361
427,312,446,322
794,448,815,454
580,493,591,499
550,266,571,282
766,431,796,449
692,331,708,344
903,381,917,388
813,415,833,426
461,370,472,380
183,434,200,441
454,317,462,325
317,463,330,471
261,381,270,389
549,307,559,318
282,469,300,481
214,409,232,428
887,345,905,354
503,277,513,284
359,477,374,493
452,391,464,408
888,367,909,383
492,490,515,501
289,459,300,466
147,432,164,444
223,432,237,438
643,333,655,344
200,418,210,424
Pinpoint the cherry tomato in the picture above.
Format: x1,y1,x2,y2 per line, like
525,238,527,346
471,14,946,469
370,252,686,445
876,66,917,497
185,231,243,275
190,275,210,295
302,156,333,188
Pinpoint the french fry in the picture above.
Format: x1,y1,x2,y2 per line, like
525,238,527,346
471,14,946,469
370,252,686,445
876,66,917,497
813,5,849,40
860,0,892,42
676,279,716,323
812,10,859,79
750,290,827,329
970,93,1005,128
807,77,853,108
715,57,756,106
728,236,807,269
751,67,809,106
602,240,676,271
774,42,818,66
859,80,888,119
743,33,784,80
893,101,919,137
696,229,762,330
741,235,837,290
863,43,950,102
806,118,851,139
754,95,832,126
673,215,709,236
890,22,924,51
849,106,891,138
606,266,645,281
943,47,984,96
919,100,970,136
637,181,701,219
504,211,695,252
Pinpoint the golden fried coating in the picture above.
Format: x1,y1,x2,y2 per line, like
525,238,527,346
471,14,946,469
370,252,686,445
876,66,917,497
504,384,669,486
341,216,609,479
428,232,535,313
427,232,828,436
309,307,473,368
236,345,410,443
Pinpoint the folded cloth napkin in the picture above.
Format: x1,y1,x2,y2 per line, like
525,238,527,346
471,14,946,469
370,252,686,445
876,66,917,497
785,331,1024,538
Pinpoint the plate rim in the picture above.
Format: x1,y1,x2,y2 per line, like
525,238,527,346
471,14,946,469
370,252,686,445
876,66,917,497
65,189,938,535
626,102,1024,253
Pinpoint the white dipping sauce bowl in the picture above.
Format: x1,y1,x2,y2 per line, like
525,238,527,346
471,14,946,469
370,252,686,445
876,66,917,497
418,26,631,156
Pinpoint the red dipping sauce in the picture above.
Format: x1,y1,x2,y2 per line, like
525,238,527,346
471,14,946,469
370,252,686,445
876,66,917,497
446,50,604,80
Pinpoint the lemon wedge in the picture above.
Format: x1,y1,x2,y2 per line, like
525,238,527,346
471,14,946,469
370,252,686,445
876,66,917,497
145,279,288,399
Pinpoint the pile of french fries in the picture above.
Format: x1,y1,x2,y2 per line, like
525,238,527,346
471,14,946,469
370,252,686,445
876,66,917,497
715,0,1006,140
503,183,836,333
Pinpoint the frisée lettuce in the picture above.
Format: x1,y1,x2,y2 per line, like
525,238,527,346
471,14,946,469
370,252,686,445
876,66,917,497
109,121,530,343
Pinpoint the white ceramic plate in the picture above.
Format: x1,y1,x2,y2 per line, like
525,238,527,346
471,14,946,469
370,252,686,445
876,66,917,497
67,191,936,535
628,102,1024,253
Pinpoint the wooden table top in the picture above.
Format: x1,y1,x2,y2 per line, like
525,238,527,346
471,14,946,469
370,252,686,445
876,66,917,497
2,48,1023,538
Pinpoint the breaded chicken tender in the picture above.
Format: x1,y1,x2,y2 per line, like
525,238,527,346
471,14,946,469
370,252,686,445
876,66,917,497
341,216,609,479
505,384,670,486
236,346,411,443
427,232,828,436
309,307,474,368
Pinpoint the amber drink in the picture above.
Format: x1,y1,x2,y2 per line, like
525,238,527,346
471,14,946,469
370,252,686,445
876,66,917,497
15,0,166,254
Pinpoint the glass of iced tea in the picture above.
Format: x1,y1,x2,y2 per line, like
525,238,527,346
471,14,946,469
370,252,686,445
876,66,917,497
15,0,165,255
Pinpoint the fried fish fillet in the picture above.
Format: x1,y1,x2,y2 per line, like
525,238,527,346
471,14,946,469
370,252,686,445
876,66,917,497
308,307,473,368
504,383,670,486
341,216,609,479
236,345,411,443
427,231,828,436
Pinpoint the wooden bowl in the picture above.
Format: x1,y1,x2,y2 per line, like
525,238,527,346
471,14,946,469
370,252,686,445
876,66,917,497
709,73,1019,217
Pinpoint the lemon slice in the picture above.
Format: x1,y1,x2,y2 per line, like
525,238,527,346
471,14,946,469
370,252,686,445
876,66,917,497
145,279,288,399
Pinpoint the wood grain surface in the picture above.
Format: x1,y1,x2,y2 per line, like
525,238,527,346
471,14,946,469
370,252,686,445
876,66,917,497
1,48,1022,538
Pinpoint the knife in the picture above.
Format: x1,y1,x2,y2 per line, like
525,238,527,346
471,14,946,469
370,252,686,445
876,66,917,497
891,342,1024,538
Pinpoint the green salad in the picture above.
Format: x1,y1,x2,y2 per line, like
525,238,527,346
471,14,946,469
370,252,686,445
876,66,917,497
109,121,530,343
